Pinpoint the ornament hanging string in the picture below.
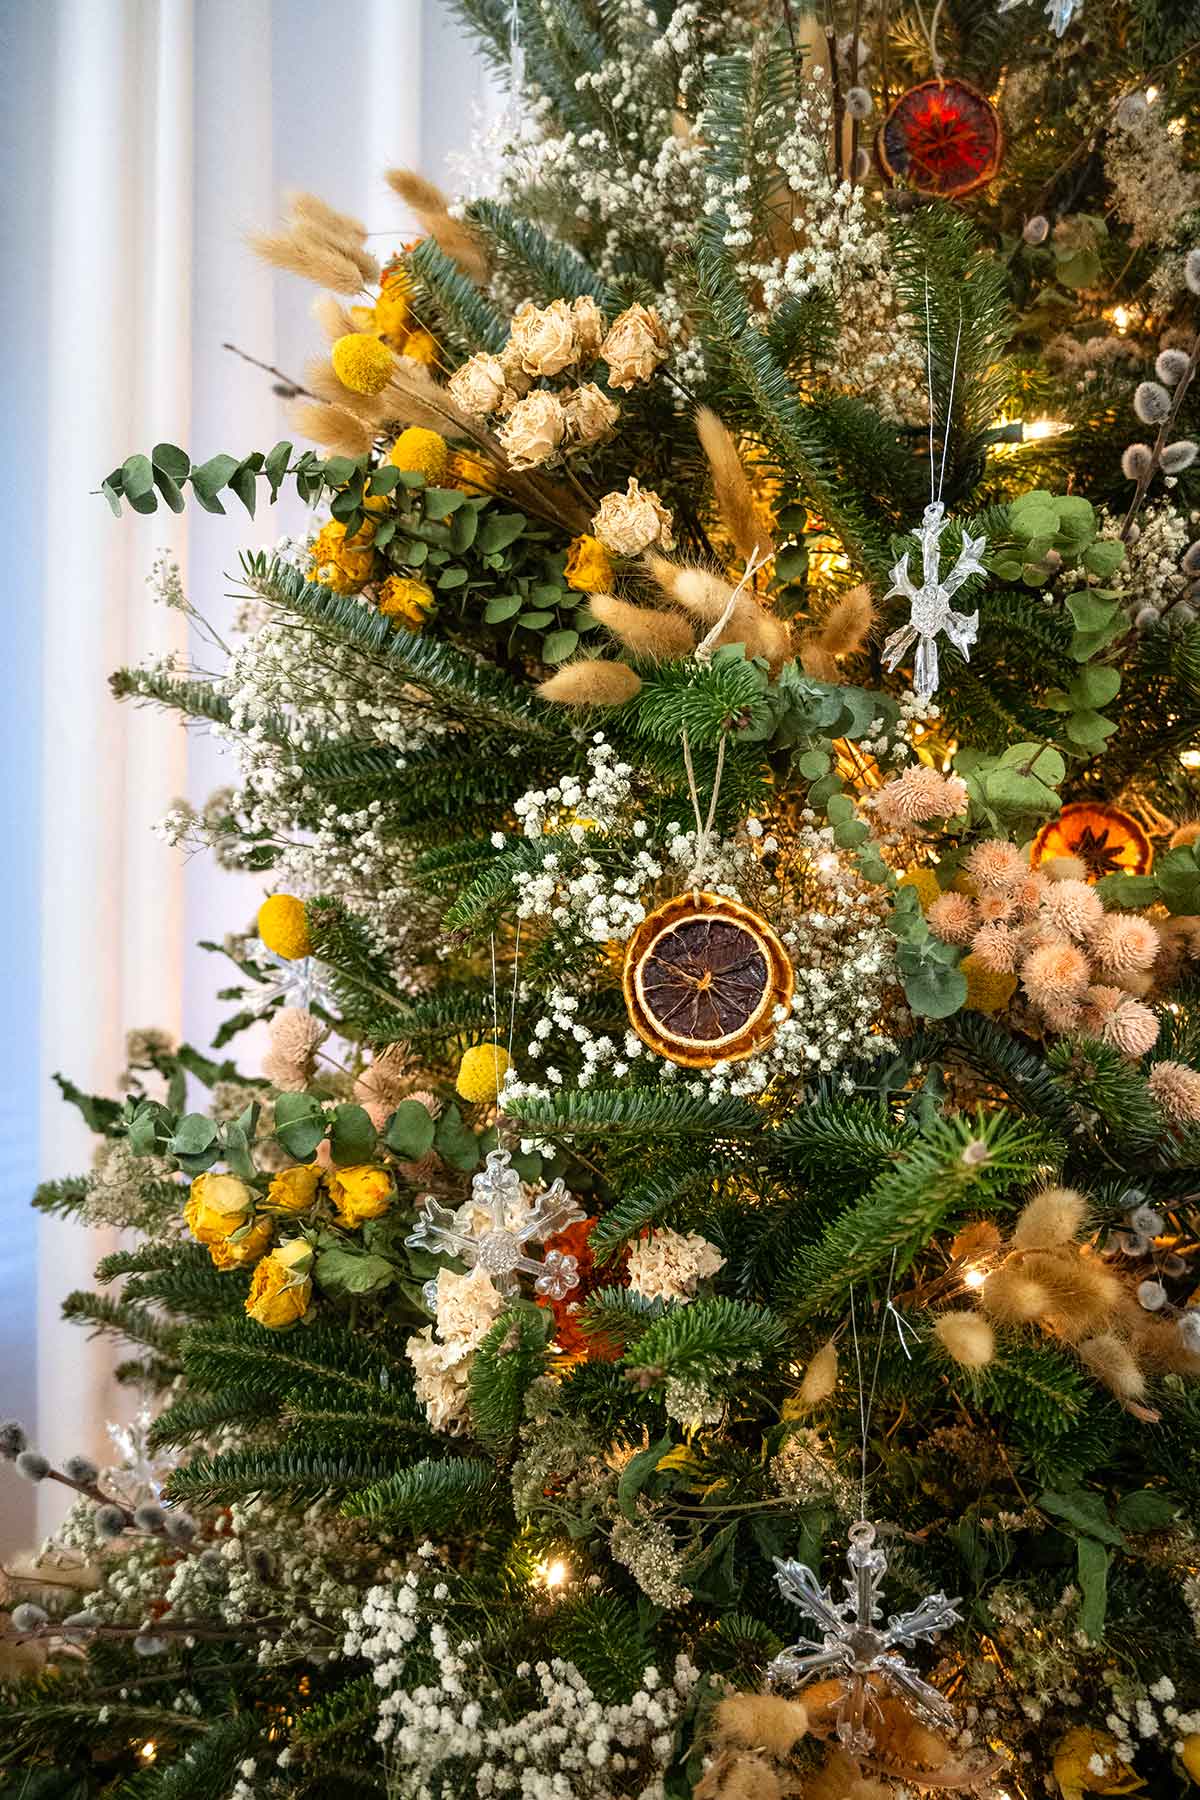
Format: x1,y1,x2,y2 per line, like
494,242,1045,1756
847,1249,901,1524
488,923,523,1140
680,543,770,882
912,0,946,81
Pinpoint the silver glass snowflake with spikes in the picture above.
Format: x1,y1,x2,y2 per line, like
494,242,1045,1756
997,0,1080,36
767,1521,961,1756
406,1147,586,1299
246,951,338,1019
881,501,985,701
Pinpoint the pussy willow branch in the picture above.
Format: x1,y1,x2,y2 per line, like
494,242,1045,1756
1120,325,1200,541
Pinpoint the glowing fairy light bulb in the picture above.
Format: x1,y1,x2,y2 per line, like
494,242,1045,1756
1109,305,1132,335
1023,417,1068,442
139,1742,157,1763
1180,749,1200,769
963,1266,988,1290
537,1557,570,1590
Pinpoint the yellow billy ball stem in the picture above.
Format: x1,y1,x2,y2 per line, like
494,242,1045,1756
331,332,396,396
456,1043,512,1104
257,894,311,962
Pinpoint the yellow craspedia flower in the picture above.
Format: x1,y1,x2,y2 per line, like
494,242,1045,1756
456,1042,511,1104
399,327,439,366
898,866,941,911
564,534,614,594
388,427,450,485
310,519,377,595
331,331,395,396
185,1172,255,1246
961,954,1018,1016
258,894,311,961
378,575,436,632
209,1216,273,1270
267,1163,322,1215
327,1164,394,1229
245,1239,313,1330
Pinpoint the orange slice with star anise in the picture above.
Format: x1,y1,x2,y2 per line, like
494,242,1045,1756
1031,802,1153,882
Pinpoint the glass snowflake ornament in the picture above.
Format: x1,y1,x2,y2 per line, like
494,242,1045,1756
246,951,338,1019
406,1147,586,1299
881,501,985,701
767,1521,961,1756
998,0,1080,37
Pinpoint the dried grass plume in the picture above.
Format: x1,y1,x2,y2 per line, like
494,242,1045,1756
386,169,488,285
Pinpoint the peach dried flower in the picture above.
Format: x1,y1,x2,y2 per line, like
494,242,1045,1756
927,892,976,945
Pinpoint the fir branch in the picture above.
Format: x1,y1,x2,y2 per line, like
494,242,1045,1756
407,234,509,355
31,1175,91,1219
466,198,616,306
468,1308,552,1452
782,1110,1060,1319
164,1446,389,1508
551,1593,654,1704
257,559,555,739
508,1086,764,1139
690,245,904,579
624,1296,788,1386
61,1291,183,1360
341,1456,502,1528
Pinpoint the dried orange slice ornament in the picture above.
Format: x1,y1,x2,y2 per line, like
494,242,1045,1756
1031,802,1153,882
622,892,794,1069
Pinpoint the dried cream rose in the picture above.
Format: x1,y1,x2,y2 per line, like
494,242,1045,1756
592,476,675,556
508,297,578,377
497,390,566,470
447,352,509,416
570,295,605,361
498,341,533,400
599,301,669,389
562,382,619,448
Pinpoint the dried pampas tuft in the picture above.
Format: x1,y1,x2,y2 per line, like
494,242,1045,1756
537,660,643,707
796,1339,838,1406
290,402,376,457
695,406,774,563
386,170,488,285
799,586,876,682
588,594,696,660
933,1310,995,1368
1012,1186,1089,1250
1078,1332,1146,1400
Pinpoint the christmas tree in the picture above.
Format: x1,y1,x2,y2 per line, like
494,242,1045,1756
5,3,1200,1795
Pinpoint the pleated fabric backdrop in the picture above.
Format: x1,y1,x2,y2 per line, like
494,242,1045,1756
0,0,498,1553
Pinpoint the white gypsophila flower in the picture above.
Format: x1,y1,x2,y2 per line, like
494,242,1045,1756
345,1564,702,1791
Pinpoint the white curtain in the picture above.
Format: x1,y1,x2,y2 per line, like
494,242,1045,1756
0,0,498,1553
